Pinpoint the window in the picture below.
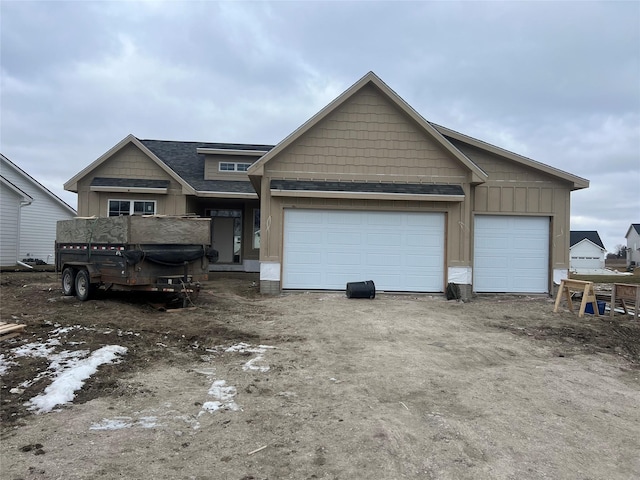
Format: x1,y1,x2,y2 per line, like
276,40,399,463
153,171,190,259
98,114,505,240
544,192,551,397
219,162,252,172
253,209,260,249
108,200,156,216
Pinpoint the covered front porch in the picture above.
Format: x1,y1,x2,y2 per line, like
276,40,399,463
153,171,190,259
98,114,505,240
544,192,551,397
189,198,261,272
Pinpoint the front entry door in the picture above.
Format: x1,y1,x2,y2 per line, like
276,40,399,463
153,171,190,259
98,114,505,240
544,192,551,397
212,217,235,263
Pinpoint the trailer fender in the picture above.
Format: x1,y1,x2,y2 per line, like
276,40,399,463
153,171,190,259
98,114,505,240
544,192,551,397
61,262,102,283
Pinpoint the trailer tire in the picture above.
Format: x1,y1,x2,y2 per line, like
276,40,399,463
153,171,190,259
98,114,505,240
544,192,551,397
62,268,76,296
75,269,92,301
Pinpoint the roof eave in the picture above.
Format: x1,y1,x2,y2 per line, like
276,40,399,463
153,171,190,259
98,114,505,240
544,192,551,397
194,190,258,199
1,154,75,213
433,124,590,190
571,238,606,251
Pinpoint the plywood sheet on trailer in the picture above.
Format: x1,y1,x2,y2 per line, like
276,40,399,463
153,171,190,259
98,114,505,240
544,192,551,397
57,217,211,245
129,217,210,244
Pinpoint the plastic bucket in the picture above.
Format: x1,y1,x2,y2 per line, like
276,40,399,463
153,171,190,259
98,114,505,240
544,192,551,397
585,300,605,315
346,280,376,299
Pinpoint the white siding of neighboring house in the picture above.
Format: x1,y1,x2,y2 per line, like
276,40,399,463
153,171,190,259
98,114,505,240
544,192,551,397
628,228,640,265
1,158,76,264
570,240,605,270
0,182,23,266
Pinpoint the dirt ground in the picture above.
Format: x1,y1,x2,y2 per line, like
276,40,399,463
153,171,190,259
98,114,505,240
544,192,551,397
1,271,639,480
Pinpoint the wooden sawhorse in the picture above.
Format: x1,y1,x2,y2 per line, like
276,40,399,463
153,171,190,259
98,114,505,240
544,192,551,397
553,279,599,318
610,283,640,320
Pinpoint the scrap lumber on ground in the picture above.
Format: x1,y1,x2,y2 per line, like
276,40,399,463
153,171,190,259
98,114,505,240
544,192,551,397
0,322,26,341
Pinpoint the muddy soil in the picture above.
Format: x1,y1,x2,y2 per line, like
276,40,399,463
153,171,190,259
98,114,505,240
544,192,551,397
1,272,639,480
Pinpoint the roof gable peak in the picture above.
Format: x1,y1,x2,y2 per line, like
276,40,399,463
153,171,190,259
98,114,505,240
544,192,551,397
248,71,488,184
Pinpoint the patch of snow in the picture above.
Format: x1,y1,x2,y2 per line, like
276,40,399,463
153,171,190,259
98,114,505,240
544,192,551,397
27,345,128,413
571,268,632,276
224,343,275,354
90,415,160,430
0,354,18,376
13,338,61,358
223,343,275,372
90,417,134,430
198,379,239,418
138,416,159,428
200,401,223,413
208,379,237,402
242,355,269,372
116,330,140,337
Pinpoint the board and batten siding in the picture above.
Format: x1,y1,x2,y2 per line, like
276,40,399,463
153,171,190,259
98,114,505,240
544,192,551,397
451,140,573,270
0,183,22,265
1,160,76,264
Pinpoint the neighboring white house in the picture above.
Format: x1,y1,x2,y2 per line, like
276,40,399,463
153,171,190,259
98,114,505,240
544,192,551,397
0,175,33,266
0,154,76,266
569,231,606,271
626,223,640,267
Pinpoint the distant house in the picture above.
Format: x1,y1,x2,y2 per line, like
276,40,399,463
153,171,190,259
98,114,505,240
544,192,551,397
0,154,77,266
569,231,606,271
626,223,640,266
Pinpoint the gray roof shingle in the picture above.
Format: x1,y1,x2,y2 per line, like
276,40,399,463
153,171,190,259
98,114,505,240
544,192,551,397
138,139,273,194
270,180,464,196
570,231,605,249
91,177,170,188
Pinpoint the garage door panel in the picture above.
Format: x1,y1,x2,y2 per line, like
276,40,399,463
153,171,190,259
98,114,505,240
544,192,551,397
286,251,322,265
475,256,508,268
327,232,360,245
367,233,402,246
283,209,444,292
474,216,549,293
403,254,435,268
328,213,360,225
327,253,361,266
365,253,402,267
367,213,402,226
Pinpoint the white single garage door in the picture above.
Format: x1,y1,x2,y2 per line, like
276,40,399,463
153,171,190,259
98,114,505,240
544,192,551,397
474,215,549,293
283,209,444,292
571,256,601,270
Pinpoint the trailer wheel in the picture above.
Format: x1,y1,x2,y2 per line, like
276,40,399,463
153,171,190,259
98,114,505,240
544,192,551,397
75,269,92,301
61,268,76,296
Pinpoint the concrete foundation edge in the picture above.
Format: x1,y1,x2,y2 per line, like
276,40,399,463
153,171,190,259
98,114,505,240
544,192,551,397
260,280,281,295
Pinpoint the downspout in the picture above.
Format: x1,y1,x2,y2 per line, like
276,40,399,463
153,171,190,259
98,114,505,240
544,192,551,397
17,197,33,268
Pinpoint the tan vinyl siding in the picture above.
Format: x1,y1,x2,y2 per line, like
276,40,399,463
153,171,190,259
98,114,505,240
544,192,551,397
204,156,256,181
265,85,469,184
75,143,185,217
242,200,260,261
459,142,572,269
259,85,476,270
260,195,465,265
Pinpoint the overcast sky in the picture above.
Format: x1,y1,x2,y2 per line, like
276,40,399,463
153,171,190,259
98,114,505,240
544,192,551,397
1,1,638,253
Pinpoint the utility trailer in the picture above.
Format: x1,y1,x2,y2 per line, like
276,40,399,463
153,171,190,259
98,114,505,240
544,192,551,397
55,216,217,305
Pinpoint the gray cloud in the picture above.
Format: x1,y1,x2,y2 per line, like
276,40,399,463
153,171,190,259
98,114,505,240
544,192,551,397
1,0,638,252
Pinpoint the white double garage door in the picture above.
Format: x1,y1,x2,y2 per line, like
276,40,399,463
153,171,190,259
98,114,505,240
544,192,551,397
283,209,550,293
